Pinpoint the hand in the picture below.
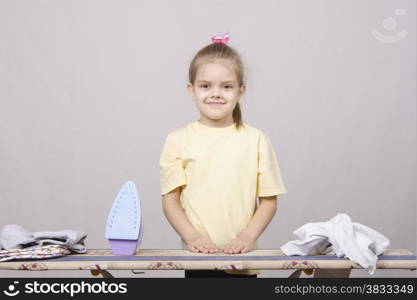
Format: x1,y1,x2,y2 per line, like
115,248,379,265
186,235,219,254
223,237,255,254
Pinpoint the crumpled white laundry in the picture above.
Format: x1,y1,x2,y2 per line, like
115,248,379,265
280,213,390,275
0,224,87,253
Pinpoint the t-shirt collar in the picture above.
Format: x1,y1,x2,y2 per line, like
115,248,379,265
194,120,237,133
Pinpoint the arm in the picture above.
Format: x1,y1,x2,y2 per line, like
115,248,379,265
224,195,278,253
162,187,219,253
238,195,278,242
162,187,201,244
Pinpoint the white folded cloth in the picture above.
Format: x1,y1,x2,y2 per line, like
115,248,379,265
0,224,87,253
280,213,390,274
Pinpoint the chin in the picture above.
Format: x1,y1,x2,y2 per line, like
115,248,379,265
206,114,227,120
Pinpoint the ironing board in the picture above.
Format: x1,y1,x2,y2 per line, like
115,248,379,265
0,249,415,278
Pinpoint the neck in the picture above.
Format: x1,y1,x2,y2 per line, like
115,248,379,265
198,116,234,128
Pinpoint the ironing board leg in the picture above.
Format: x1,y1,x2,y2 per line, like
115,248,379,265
90,270,114,278
288,270,303,278
99,270,114,278
313,268,351,278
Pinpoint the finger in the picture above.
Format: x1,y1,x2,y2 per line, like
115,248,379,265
190,245,199,253
239,244,246,252
200,244,209,253
207,247,216,253
232,246,240,253
192,243,202,252
204,244,213,253
227,246,235,253
208,243,217,253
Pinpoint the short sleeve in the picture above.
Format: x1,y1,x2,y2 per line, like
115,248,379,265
257,133,287,197
159,133,187,195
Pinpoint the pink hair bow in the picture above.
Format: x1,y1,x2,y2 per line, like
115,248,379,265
211,33,230,44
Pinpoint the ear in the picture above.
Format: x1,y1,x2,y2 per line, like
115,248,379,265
239,84,246,94
237,84,246,104
187,83,194,96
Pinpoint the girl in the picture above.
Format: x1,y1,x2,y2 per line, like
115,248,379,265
159,33,287,278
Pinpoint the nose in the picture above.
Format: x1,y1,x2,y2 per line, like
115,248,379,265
210,86,222,98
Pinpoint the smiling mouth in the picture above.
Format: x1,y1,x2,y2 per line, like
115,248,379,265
207,102,225,105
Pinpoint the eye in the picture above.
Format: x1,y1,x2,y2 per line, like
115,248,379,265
224,85,233,89
199,84,209,89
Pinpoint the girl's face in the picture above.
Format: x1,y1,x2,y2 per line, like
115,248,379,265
187,61,245,127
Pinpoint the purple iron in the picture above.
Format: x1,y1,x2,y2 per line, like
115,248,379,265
105,180,144,255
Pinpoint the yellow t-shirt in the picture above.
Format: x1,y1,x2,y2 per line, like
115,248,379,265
159,120,287,275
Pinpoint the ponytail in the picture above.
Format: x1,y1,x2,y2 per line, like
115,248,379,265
233,102,243,129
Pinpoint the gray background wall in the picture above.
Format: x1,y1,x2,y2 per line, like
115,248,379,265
0,0,415,277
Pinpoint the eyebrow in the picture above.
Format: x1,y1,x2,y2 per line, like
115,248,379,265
196,80,236,84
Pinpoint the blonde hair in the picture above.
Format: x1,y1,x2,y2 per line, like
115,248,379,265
188,42,245,130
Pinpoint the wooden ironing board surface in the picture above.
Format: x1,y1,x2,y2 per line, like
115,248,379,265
0,249,415,272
